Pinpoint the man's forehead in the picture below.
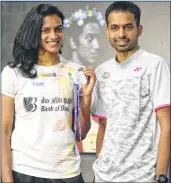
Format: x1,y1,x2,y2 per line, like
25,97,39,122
109,22,136,27
82,22,100,34
108,11,136,25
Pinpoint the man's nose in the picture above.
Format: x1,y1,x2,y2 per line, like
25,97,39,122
118,27,126,37
92,38,100,49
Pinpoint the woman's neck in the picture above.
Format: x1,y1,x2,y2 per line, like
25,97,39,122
38,51,60,66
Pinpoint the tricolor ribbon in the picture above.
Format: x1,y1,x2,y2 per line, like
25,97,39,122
40,73,56,77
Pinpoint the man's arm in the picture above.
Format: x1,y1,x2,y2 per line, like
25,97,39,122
96,118,107,158
155,107,170,176
2,94,15,183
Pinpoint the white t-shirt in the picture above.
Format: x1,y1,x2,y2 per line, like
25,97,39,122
1,60,83,179
92,49,170,182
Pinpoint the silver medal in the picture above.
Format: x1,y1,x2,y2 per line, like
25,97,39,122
76,71,87,85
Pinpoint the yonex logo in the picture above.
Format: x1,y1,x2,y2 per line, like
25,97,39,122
134,67,142,72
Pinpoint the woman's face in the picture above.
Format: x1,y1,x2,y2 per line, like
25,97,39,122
40,14,64,54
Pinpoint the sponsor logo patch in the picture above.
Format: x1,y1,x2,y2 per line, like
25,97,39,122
102,72,110,79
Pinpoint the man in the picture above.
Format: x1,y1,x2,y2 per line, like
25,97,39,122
1,4,96,183
92,1,170,182
63,5,106,68
62,6,106,153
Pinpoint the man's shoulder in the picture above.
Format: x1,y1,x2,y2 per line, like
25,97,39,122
141,49,167,65
95,58,113,73
96,58,113,70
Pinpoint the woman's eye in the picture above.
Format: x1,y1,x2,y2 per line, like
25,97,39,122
41,29,49,33
56,26,64,32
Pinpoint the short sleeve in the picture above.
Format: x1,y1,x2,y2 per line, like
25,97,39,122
151,59,170,112
1,66,17,98
91,78,106,119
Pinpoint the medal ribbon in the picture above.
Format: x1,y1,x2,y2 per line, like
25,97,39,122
73,83,82,141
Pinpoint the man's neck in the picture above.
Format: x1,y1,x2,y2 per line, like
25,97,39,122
72,51,91,67
38,51,60,66
116,46,139,63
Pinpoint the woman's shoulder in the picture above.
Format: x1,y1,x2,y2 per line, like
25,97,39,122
2,64,20,77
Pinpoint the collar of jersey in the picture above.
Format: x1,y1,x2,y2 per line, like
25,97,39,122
113,48,143,66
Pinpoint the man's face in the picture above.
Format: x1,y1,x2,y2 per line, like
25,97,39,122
41,14,64,54
106,11,142,53
77,22,101,63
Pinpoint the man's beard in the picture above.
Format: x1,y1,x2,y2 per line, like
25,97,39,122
109,36,139,53
114,43,138,52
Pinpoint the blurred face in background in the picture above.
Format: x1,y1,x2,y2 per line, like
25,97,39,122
77,22,101,64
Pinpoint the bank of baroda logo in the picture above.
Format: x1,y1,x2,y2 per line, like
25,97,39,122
23,97,37,112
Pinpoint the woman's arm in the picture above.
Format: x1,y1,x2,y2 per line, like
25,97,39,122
2,94,15,183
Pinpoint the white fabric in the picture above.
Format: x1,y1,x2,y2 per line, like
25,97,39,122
92,49,170,182
1,60,83,179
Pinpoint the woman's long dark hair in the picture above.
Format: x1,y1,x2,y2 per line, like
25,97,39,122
8,4,65,78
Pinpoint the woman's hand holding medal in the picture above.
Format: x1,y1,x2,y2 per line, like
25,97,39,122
77,67,96,97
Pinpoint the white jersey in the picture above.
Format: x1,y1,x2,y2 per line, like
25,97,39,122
1,60,83,179
92,49,170,182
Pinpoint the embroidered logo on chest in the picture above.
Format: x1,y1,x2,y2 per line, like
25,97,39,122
102,72,110,79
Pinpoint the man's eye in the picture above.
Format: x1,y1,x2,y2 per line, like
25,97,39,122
87,36,92,41
126,25,133,30
87,36,93,42
111,26,118,31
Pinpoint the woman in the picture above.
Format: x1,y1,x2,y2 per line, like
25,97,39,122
1,4,96,183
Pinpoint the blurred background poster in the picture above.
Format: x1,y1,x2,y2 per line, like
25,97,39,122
62,4,108,153
1,1,170,154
